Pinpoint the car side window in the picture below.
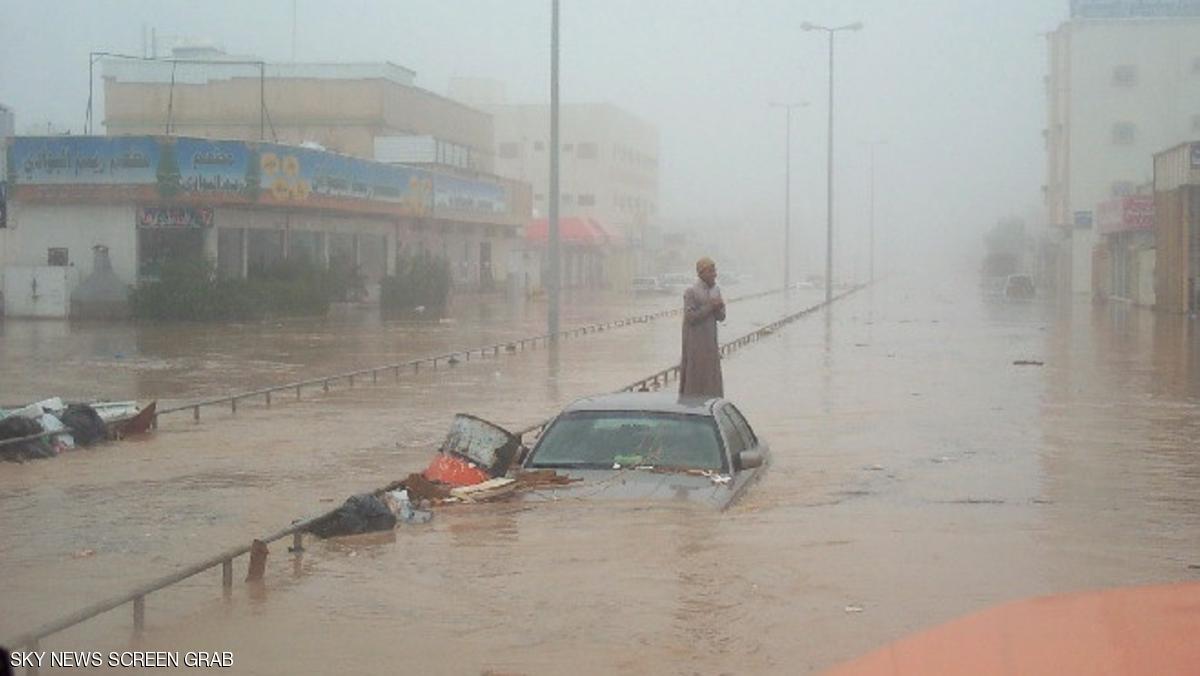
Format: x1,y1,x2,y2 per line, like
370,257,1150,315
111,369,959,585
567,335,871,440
725,404,757,448
716,407,746,470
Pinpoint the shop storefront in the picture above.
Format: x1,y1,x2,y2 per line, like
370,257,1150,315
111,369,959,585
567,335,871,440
0,135,529,316
1095,194,1155,306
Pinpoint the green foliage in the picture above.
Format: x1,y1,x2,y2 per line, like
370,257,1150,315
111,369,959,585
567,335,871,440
131,256,332,321
155,142,182,198
381,251,452,319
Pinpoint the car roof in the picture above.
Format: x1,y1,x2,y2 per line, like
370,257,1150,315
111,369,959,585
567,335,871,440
561,392,722,416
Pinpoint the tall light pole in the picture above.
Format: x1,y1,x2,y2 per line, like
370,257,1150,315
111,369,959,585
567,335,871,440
802,20,862,303
548,0,561,341
770,101,808,292
866,139,887,284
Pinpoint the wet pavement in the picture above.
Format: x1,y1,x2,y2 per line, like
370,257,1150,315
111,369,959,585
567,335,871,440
3,275,1200,674
0,287,719,405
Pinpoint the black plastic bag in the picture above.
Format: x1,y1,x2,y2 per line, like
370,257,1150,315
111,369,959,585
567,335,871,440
307,493,397,539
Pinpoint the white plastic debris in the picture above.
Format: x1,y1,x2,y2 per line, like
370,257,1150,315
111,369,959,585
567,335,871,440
844,605,865,614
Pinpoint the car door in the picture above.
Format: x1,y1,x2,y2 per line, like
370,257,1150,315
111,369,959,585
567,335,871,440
724,404,759,456
715,405,749,471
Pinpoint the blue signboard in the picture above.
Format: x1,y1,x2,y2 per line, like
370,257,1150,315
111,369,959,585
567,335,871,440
9,136,159,184
6,136,514,220
175,138,252,194
433,174,507,214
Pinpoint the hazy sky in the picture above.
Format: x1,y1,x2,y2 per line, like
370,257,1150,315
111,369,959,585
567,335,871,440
0,0,1067,278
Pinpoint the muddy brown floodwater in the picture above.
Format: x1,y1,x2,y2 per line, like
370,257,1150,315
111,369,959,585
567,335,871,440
3,276,1199,675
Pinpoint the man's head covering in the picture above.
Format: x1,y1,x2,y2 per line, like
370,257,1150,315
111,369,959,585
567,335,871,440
696,257,716,274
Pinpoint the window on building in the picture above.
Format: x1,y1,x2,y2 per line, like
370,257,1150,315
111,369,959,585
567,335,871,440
1112,64,1138,86
47,248,69,267
534,141,545,152
499,142,520,159
1112,122,1136,145
578,194,596,206
577,142,598,159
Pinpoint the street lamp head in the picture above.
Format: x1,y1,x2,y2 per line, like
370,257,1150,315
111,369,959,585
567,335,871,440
839,21,864,31
800,21,818,31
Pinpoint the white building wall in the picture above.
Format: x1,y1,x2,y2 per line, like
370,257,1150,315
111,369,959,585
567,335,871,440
3,203,138,294
1050,18,1200,293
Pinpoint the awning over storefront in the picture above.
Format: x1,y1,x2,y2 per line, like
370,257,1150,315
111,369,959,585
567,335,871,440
525,217,624,248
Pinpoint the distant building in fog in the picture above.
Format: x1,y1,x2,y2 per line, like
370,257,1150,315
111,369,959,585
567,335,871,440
1045,4,1200,295
450,78,660,284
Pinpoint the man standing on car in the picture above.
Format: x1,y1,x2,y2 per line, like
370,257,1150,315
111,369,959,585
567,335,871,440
679,257,725,398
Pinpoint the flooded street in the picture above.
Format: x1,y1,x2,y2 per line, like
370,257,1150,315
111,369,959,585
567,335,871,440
3,275,1199,674
0,288,706,405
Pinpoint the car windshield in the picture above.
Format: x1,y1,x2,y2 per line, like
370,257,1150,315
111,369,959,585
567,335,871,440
527,411,726,471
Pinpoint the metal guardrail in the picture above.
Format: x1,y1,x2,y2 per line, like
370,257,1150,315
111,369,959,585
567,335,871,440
2,284,860,669
148,285,788,427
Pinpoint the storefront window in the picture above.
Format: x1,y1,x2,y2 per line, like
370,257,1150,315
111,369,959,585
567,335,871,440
137,227,204,279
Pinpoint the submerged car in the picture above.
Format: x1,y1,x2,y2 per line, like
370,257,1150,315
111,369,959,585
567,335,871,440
519,392,770,510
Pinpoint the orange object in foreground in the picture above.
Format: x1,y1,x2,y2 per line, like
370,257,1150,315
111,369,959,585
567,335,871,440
823,582,1200,676
423,454,490,487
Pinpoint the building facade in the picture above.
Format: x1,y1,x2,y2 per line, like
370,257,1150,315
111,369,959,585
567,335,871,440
1094,193,1155,306
1152,141,1200,314
0,135,530,317
1045,6,1200,295
102,47,494,172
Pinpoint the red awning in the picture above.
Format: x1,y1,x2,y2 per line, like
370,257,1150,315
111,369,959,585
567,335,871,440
526,217,622,248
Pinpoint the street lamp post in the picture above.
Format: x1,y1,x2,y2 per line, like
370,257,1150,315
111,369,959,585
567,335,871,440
548,0,561,341
802,20,862,303
770,101,808,292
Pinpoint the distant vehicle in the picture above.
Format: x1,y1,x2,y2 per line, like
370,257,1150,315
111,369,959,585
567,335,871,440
659,273,693,294
1004,274,1036,300
632,276,662,295
519,392,770,510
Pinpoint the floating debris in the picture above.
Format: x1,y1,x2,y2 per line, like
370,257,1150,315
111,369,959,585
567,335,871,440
844,605,865,614
1013,360,1044,367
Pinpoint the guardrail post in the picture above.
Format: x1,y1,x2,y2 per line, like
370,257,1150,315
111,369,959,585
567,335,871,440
231,398,238,415
413,362,420,374
372,370,378,384
394,366,401,381
290,531,304,555
265,391,272,408
193,406,200,422
222,558,233,594
133,595,145,634
296,385,302,400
